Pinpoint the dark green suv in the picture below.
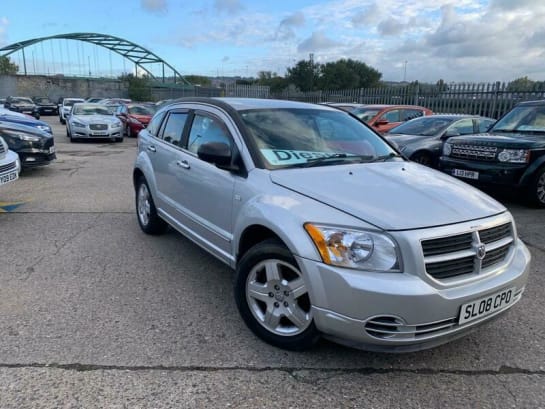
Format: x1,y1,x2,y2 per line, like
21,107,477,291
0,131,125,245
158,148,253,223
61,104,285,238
440,100,545,207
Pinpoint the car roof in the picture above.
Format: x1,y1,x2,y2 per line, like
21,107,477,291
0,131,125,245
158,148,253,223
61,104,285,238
166,97,336,112
516,99,545,107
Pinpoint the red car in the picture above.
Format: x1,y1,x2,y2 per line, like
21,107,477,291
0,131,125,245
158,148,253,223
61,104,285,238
115,103,156,138
330,103,433,134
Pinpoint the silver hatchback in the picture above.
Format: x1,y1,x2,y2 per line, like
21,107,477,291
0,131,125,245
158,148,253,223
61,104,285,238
133,98,530,351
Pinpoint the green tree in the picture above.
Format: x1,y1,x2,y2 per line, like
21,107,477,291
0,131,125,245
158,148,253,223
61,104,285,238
0,56,19,74
507,76,536,92
184,75,211,86
120,73,152,101
319,59,381,90
286,59,320,92
255,71,288,93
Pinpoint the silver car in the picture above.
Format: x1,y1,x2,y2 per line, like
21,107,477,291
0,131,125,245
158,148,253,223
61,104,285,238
133,98,530,351
0,136,20,186
66,103,123,143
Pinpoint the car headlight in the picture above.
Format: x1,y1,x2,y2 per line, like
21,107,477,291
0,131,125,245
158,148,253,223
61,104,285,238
72,121,86,128
304,224,401,272
497,149,529,163
3,130,41,142
111,121,122,129
37,125,52,133
443,142,452,156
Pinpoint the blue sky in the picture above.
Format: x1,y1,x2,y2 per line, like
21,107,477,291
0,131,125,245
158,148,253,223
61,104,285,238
1,0,544,83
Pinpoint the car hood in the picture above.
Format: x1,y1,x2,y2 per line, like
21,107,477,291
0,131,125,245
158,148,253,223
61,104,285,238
0,120,50,137
448,132,545,148
270,161,505,230
387,133,434,146
71,115,119,124
0,114,49,128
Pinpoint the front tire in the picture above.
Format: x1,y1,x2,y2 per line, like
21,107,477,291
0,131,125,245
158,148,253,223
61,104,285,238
234,239,319,350
411,151,433,167
135,176,168,235
527,167,545,207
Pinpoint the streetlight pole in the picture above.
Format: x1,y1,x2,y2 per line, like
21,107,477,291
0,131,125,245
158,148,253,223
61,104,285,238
403,60,408,82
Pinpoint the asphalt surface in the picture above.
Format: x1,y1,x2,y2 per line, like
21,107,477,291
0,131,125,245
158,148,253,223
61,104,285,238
1,116,544,408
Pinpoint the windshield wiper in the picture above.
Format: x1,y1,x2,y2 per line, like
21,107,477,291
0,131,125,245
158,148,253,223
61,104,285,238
366,152,403,163
299,154,373,168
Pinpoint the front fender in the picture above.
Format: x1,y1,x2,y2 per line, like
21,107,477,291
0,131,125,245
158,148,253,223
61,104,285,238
519,155,545,186
232,191,375,264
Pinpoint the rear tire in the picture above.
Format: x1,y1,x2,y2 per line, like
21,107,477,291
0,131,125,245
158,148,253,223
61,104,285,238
234,239,320,350
135,176,168,235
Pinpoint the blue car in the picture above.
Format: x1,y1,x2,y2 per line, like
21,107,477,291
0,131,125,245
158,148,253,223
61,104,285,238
0,108,52,134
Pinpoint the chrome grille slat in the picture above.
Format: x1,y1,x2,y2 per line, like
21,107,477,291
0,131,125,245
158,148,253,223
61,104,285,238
89,123,108,130
422,222,513,280
0,161,17,173
451,144,498,161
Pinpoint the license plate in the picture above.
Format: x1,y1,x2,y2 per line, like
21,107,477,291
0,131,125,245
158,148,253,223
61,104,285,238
459,287,516,325
92,131,108,136
0,170,18,185
49,146,55,154
453,169,479,180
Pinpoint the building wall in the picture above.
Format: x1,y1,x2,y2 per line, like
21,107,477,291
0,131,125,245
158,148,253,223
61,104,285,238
0,74,128,101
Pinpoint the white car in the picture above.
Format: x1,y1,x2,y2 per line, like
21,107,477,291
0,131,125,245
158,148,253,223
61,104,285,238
0,136,20,186
66,103,123,143
59,98,85,124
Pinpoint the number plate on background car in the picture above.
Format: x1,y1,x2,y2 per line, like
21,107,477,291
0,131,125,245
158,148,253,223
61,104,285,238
49,146,55,154
92,131,108,136
0,171,18,185
458,287,516,325
453,169,479,180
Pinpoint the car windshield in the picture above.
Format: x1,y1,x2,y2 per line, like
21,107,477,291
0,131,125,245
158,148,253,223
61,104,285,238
35,97,53,104
65,99,83,107
348,108,382,123
13,97,33,103
240,108,397,169
388,117,455,136
128,105,155,115
73,105,112,116
493,106,545,133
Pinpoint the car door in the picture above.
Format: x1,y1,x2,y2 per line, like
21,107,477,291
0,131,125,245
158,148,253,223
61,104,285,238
160,108,238,263
374,109,401,133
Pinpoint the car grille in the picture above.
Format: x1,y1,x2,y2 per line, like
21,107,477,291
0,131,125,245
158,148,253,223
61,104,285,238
0,161,16,173
89,124,108,130
450,144,497,161
421,222,513,280
0,143,5,154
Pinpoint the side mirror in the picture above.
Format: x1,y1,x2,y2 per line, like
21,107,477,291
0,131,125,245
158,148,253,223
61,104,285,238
442,129,460,139
375,119,389,126
197,142,233,168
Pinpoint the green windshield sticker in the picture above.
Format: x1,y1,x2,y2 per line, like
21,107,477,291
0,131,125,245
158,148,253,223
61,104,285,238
261,149,344,165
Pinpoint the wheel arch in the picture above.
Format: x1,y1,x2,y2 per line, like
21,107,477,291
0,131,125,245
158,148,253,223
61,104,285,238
237,224,284,263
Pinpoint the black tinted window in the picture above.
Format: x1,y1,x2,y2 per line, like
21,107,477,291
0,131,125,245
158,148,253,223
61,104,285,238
147,111,167,137
161,112,189,146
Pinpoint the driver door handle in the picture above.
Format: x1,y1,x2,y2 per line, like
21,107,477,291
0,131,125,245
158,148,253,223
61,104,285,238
147,145,156,153
176,160,190,169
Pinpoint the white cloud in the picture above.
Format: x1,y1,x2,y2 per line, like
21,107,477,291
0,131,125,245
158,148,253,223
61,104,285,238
297,32,342,53
141,0,167,14
0,17,9,46
214,0,244,15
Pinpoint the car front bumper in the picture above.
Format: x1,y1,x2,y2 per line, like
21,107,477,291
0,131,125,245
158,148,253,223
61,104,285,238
296,238,530,352
439,157,528,187
71,128,122,139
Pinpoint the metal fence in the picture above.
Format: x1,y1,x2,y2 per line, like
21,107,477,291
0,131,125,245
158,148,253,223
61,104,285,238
271,82,545,119
149,81,545,119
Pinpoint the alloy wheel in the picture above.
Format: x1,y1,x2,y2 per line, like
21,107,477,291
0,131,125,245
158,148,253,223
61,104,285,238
137,183,151,227
246,259,312,336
